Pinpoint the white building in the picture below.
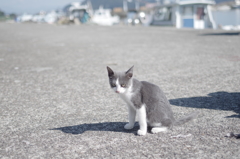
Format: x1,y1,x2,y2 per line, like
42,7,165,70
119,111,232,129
211,0,240,30
152,0,216,29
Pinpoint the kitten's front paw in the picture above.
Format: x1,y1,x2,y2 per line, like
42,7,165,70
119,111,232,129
124,123,134,130
137,129,147,136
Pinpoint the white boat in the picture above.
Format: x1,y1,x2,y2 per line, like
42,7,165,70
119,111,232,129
44,11,59,24
63,1,93,24
18,13,33,22
92,6,120,26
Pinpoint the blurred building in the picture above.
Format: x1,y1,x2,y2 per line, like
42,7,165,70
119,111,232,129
211,0,240,30
151,0,216,29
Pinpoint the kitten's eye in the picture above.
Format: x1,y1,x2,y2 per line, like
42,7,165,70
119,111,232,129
121,84,126,87
112,84,116,87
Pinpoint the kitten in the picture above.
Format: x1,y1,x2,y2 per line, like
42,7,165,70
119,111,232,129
107,66,198,136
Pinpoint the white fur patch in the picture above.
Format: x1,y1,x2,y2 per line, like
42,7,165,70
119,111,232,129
137,104,147,136
112,78,126,94
149,123,162,127
151,127,167,134
124,104,136,130
118,81,134,107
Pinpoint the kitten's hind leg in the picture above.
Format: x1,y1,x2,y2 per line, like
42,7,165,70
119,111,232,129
151,127,168,134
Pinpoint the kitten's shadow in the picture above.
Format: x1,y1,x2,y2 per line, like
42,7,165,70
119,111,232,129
51,122,139,135
169,91,240,118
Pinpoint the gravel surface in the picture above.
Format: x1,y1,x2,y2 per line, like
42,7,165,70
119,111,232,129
0,23,239,158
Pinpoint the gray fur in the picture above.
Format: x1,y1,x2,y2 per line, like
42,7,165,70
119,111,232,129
107,66,198,129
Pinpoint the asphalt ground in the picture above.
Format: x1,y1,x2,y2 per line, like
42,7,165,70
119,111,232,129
0,23,240,158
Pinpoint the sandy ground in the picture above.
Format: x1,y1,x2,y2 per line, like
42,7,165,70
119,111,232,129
0,23,240,158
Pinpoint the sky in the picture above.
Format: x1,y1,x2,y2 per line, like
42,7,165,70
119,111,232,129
0,0,80,14
0,0,229,15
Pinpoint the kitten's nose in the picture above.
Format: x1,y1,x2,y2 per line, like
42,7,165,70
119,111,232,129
116,90,120,93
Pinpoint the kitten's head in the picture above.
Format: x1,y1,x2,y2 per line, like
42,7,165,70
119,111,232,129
106,66,134,94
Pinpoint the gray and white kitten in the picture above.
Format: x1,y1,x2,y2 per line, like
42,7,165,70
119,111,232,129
107,66,198,136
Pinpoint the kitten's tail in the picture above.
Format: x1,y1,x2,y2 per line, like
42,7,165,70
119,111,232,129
173,112,199,126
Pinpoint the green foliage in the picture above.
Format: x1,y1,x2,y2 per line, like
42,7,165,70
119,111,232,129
0,11,16,22
0,10,5,16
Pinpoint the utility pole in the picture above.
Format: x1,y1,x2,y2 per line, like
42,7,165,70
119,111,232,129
236,0,240,26
123,0,128,12
156,0,160,5
135,0,140,11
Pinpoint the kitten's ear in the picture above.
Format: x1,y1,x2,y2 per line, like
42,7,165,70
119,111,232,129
107,66,114,77
125,65,134,78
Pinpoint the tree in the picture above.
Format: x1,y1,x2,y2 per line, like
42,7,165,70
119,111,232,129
9,13,17,19
0,10,5,17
